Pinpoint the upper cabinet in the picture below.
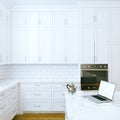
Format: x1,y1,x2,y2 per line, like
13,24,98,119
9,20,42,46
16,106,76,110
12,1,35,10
12,11,79,64
0,2,11,65
79,8,110,64
12,8,110,64
111,8,120,41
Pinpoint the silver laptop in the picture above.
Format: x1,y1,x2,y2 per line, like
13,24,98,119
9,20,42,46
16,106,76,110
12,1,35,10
85,80,116,103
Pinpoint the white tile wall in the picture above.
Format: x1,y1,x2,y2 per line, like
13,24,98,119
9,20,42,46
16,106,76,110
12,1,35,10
9,64,80,82
0,65,10,80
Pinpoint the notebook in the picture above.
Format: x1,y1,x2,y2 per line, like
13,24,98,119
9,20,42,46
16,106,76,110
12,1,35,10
84,80,116,103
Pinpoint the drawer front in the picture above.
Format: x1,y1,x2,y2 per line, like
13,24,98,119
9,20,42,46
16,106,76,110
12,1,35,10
22,90,51,100
23,102,51,111
10,93,18,105
0,91,8,101
10,104,18,119
22,83,51,90
0,100,9,117
52,84,67,90
52,102,65,111
52,91,65,100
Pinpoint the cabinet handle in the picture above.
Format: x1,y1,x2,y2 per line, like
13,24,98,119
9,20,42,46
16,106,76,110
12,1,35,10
34,93,41,96
34,105,41,108
1,93,5,97
93,16,97,23
1,105,6,110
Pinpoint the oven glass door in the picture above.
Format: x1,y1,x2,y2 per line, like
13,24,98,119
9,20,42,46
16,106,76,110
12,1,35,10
81,70,108,83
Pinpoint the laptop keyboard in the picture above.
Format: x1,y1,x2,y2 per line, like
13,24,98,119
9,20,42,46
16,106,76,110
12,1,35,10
92,95,107,101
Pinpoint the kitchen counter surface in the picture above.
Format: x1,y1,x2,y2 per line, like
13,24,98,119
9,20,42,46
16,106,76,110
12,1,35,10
0,80,18,93
65,91,120,120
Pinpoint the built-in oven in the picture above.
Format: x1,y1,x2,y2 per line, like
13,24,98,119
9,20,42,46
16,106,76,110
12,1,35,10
81,64,108,90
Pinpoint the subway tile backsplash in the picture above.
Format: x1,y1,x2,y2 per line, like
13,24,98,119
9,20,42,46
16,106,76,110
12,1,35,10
8,64,80,82
0,65,10,80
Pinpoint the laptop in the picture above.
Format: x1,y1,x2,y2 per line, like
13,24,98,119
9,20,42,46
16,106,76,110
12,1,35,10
84,80,116,103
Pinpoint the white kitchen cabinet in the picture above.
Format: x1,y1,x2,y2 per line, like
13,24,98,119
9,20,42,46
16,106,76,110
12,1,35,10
95,25,109,63
12,27,27,64
39,12,53,63
79,25,94,63
26,27,40,63
111,8,120,41
0,3,11,65
65,11,79,64
39,28,53,63
52,12,66,64
111,43,120,85
79,8,110,64
21,83,68,112
0,84,18,120
21,83,52,112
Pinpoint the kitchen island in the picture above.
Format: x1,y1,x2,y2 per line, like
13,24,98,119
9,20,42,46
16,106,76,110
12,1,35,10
65,91,120,120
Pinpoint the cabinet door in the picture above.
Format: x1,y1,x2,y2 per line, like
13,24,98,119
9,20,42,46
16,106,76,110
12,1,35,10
52,12,66,63
65,11,79,64
111,8,120,41
79,25,94,64
12,27,26,64
95,25,109,64
66,27,78,64
95,8,109,25
26,12,39,27
111,43,120,88
12,12,26,27
80,8,94,25
39,12,53,63
39,28,53,63
26,27,39,63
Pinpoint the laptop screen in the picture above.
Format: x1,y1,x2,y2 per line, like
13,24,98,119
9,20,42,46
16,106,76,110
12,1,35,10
98,80,116,100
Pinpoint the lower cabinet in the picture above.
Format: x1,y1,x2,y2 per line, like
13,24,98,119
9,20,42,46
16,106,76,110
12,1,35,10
0,84,18,120
21,83,68,112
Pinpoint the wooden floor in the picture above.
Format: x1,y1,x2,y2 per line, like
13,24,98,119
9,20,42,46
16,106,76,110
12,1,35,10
13,113,65,120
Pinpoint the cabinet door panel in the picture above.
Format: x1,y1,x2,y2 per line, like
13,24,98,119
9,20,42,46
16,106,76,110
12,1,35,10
12,12,26,27
79,25,94,63
39,28,52,63
26,12,39,27
65,11,78,27
39,12,52,27
95,25,109,64
52,28,65,64
81,8,94,25
26,27,39,63
66,28,78,64
111,44,120,85
111,8,120,40
12,27,26,63
95,8,109,25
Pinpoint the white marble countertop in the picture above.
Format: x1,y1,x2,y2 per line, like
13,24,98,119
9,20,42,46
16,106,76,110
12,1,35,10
65,91,120,120
0,80,18,93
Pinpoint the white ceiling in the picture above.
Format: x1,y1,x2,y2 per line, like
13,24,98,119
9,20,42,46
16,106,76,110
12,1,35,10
11,0,120,6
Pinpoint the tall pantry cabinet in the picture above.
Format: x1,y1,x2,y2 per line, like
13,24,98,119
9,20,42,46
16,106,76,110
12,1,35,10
111,8,120,88
0,2,11,65
79,8,110,64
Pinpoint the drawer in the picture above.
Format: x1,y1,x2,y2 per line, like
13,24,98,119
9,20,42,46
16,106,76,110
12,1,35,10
22,90,51,100
52,102,65,111
10,93,18,105
0,90,9,101
23,102,51,111
52,91,65,100
10,104,18,119
0,111,10,120
52,84,67,90
0,100,9,117
21,83,51,90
